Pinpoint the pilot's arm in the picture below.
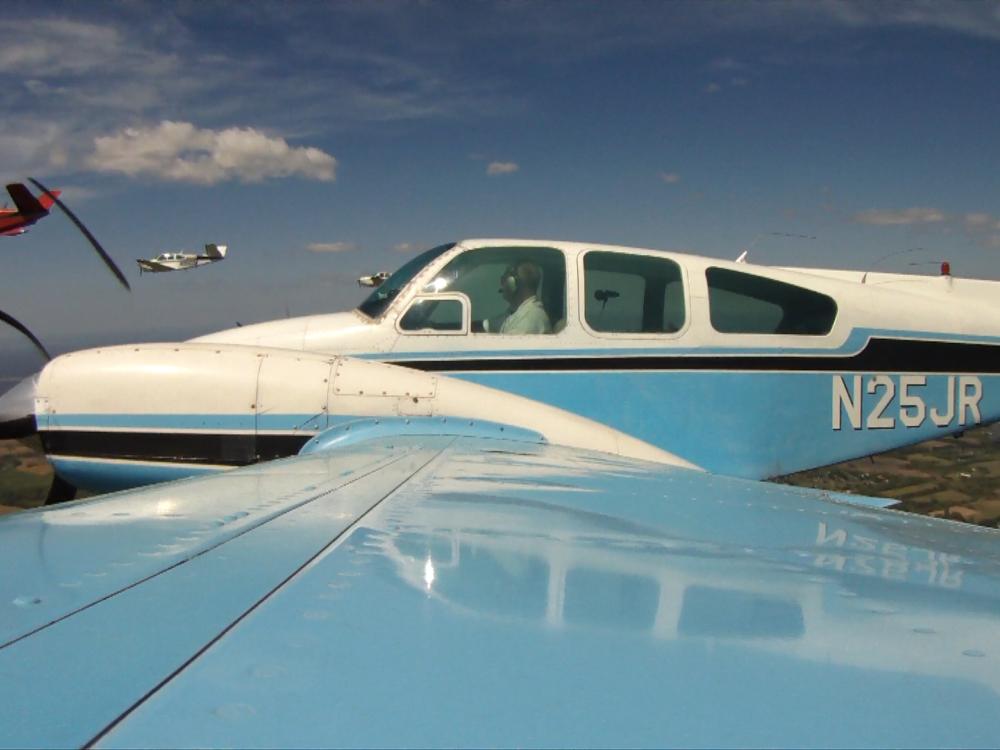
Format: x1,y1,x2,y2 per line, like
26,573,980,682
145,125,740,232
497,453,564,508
482,312,509,333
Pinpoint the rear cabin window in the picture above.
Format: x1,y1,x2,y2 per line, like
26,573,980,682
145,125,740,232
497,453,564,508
706,267,837,335
583,252,685,334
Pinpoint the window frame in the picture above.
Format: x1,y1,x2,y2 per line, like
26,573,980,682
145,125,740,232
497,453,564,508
395,292,471,336
577,249,690,340
424,245,569,337
356,243,457,321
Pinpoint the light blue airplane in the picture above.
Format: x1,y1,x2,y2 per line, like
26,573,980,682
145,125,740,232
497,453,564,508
1,239,997,496
1,239,999,747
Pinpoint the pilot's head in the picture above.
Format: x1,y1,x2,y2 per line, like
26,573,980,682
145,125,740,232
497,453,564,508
499,260,542,305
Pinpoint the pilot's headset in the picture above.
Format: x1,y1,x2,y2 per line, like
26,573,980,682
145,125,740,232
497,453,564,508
500,265,521,295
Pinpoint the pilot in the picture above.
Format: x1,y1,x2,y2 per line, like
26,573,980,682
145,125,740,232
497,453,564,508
485,260,552,335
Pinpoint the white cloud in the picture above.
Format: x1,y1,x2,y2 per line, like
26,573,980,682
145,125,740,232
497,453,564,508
811,0,1000,43
659,172,682,184
393,242,418,253
963,213,994,227
307,242,357,253
0,19,125,76
487,161,519,176
88,121,336,184
960,212,1000,249
854,207,946,225
709,57,743,71
704,82,721,94
855,207,1000,250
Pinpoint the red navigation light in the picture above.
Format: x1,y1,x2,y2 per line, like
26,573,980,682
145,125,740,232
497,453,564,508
940,261,951,276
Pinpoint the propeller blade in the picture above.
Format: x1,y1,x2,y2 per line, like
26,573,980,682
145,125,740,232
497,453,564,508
0,309,50,360
0,373,39,439
27,177,131,292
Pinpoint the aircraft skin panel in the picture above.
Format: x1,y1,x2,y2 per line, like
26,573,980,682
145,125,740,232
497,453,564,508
48,456,226,492
452,370,1000,477
0,438,449,749
2,433,1000,748
31,328,1000,484
34,367,1000,481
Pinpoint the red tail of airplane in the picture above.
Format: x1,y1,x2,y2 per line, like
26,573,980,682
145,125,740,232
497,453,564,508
37,188,61,210
1,183,51,235
3,183,61,216
5,183,48,216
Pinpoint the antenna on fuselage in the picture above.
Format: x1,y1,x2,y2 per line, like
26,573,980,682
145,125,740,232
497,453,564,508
860,247,930,284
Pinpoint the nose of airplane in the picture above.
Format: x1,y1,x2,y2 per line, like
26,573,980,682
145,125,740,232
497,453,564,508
0,373,39,439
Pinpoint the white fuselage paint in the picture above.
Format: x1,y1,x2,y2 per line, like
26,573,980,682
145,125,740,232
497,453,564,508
36,344,697,470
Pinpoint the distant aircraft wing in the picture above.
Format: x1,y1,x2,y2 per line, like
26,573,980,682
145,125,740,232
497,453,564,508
136,259,172,272
2,423,999,748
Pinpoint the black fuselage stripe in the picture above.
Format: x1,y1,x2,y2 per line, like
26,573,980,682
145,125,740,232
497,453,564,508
42,432,311,466
393,338,1000,374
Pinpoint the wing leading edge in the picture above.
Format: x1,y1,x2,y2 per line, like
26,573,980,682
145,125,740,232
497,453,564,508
2,427,1000,748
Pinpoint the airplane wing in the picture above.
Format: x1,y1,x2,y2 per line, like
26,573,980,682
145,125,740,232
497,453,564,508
136,259,173,272
2,423,1000,748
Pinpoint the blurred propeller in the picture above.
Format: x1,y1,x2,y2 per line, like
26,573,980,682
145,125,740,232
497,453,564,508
0,308,50,361
0,372,39,440
0,366,79,503
27,177,131,292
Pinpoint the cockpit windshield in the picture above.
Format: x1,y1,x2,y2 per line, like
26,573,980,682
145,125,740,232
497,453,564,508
356,243,455,319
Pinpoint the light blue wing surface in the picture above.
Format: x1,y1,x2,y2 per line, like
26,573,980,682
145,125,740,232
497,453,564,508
2,428,999,749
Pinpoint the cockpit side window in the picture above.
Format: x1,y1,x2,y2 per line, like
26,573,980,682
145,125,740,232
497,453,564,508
583,252,685,334
356,243,455,320
706,267,837,335
426,246,565,335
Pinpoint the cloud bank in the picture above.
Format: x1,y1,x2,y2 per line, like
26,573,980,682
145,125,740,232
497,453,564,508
486,161,519,176
854,207,946,225
855,206,1000,249
88,121,337,184
307,242,357,253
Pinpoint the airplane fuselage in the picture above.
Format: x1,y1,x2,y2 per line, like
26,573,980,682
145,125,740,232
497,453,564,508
0,209,44,236
190,240,1000,475
136,255,218,273
10,239,1000,492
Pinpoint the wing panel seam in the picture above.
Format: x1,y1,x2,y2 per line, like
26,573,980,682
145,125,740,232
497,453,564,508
84,438,454,749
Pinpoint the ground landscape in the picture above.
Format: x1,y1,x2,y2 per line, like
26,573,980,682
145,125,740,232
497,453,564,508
2,424,998,525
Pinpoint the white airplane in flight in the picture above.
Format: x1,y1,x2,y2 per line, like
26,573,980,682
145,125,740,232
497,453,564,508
136,243,228,274
1,237,998,498
1,237,999,747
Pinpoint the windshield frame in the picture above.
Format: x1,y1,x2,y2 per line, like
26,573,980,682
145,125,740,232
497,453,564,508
356,243,456,320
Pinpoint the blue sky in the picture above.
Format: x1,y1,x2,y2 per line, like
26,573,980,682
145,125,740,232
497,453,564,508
2,0,1000,369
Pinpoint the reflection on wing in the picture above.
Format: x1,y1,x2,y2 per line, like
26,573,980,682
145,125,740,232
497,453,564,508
1,432,999,748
